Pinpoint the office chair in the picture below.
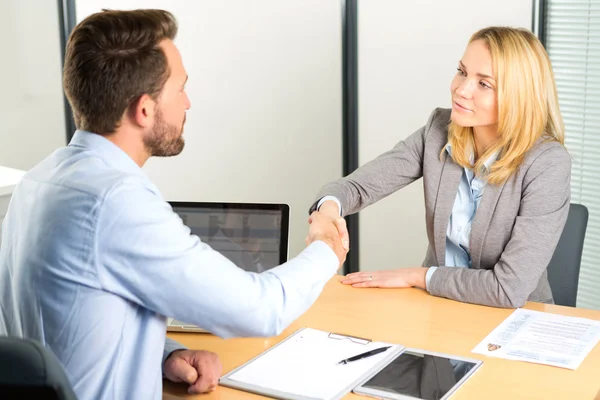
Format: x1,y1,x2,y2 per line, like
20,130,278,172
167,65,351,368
546,203,589,307
0,336,77,400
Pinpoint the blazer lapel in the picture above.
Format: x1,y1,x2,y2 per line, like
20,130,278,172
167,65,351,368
469,180,507,269
433,154,463,266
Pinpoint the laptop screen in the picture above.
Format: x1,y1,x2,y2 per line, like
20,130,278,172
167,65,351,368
169,202,289,273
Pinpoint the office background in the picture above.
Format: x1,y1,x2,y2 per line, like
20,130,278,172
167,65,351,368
1,0,598,310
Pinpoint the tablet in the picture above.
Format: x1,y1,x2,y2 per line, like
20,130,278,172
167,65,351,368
353,348,482,400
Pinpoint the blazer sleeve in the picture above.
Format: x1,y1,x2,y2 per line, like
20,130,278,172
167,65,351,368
427,144,572,308
309,108,442,216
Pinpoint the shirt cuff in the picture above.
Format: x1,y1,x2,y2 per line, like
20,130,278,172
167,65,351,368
425,267,437,292
162,337,187,374
303,240,340,275
317,196,342,216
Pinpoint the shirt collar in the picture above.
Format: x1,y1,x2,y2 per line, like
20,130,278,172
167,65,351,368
445,143,500,173
68,130,144,176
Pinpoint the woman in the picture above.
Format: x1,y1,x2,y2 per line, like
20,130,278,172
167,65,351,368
311,26,571,308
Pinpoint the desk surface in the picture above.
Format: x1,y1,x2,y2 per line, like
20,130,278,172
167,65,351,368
164,277,600,400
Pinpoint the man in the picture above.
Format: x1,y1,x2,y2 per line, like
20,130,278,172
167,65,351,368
0,9,348,400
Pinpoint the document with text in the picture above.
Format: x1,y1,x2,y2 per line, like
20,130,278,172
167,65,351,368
473,308,600,369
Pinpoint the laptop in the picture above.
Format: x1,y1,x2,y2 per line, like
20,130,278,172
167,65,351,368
166,201,290,333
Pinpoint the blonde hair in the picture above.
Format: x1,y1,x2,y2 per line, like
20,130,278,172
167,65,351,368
446,26,565,184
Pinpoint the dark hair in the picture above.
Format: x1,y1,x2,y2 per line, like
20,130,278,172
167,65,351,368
63,9,178,134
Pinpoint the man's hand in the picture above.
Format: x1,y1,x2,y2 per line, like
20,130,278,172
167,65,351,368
317,200,349,250
164,349,222,394
306,211,348,267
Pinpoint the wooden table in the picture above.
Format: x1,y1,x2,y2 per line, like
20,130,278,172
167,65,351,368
164,277,600,399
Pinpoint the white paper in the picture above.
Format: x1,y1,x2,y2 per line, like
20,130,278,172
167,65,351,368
473,309,600,369
228,328,400,399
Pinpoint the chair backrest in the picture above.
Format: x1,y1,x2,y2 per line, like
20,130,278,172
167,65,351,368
0,336,77,400
546,203,589,307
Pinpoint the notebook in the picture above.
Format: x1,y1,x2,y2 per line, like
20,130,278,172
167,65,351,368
219,327,403,400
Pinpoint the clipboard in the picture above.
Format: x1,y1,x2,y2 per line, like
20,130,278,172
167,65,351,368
219,327,404,400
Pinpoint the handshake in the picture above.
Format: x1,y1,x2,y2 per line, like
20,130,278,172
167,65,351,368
306,200,349,267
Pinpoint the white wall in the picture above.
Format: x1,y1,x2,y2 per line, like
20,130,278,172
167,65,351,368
75,0,343,259
358,0,533,271
11,0,533,268
0,166,26,246
0,1,67,170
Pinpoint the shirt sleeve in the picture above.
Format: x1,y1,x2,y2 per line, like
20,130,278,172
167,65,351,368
425,267,437,291
316,196,342,216
162,337,187,373
95,178,339,338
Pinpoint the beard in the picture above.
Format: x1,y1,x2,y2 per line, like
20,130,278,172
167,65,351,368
143,108,185,157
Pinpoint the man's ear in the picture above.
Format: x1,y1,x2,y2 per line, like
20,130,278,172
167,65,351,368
129,94,156,129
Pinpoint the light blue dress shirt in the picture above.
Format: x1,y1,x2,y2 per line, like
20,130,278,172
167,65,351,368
0,130,338,400
425,144,499,287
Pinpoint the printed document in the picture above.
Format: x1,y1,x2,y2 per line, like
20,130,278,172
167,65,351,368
473,309,600,369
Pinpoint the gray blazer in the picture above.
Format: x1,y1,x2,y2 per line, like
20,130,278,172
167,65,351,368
313,108,571,308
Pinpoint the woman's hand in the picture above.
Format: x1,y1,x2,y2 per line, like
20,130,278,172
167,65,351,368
306,200,350,251
341,268,428,289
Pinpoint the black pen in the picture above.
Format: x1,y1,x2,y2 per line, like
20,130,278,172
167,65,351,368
337,346,392,365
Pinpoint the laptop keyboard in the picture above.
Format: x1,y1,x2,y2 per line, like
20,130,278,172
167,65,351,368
170,319,196,327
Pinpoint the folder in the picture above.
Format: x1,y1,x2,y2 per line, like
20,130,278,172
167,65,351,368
219,327,403,400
